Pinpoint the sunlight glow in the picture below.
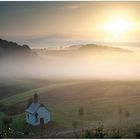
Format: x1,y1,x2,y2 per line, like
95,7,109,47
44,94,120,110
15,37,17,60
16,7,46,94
104,19,133,32
102,18,133,39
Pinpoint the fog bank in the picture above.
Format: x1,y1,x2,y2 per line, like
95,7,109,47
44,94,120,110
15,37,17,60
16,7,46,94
1,49,140,80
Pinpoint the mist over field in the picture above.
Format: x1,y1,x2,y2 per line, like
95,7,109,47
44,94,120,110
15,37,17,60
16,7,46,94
1,44,140,81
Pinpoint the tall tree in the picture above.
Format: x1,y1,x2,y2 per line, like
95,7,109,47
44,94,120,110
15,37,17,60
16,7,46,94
125,111,130,126
72,120,79,138
78,107,84,135
118,108,123,129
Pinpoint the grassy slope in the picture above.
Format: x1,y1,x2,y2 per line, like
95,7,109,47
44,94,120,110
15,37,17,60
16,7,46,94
0,81,83,105
38,81,140,128
0,81,85,130
0,80,140,129
0,79,50,100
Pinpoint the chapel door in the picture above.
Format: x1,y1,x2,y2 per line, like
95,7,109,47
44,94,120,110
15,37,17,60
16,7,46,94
40,118,44,125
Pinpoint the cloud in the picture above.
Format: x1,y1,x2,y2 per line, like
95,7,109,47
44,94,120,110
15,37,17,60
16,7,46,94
65,5,81,10
60,3,83,10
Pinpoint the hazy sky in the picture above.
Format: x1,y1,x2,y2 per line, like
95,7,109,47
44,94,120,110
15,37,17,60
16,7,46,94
1,2,140,48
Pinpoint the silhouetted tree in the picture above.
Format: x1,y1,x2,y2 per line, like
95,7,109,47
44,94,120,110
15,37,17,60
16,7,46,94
72,120,79,138
118,108,123,128
125,111,130,126
78,107,84,135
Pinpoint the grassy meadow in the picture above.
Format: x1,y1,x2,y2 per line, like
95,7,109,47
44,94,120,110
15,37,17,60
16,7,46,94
0,79,140,130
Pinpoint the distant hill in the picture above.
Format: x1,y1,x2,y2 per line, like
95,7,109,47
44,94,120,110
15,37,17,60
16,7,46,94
32,43,133,58
0,39,38,60
0,39,31,56
69,44,132,53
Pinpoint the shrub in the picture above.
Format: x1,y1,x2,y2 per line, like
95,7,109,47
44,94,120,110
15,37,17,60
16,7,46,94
1,116,12,129
82,125,106,138
109,129,122,138
94,125,106,138
136,132,140,138
83,129,95,138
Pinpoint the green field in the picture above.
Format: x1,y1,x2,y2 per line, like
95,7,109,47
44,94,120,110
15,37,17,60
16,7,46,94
0,80,140,129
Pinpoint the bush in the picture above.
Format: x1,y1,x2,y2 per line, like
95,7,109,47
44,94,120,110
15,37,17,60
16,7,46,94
83,129,95,138
1,116,12,128
82,125,106,138
109,129,122,138
94,125,106,138
136,132,140,138
0,127,15,138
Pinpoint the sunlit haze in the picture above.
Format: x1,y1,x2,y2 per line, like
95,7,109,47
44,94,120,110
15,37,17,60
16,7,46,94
1,2,140,138
1,2,140,48
1,1,140,81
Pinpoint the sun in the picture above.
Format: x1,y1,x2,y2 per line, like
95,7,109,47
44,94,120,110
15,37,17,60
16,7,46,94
90,15,135,41
103,18,133,39
105,19,132,32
